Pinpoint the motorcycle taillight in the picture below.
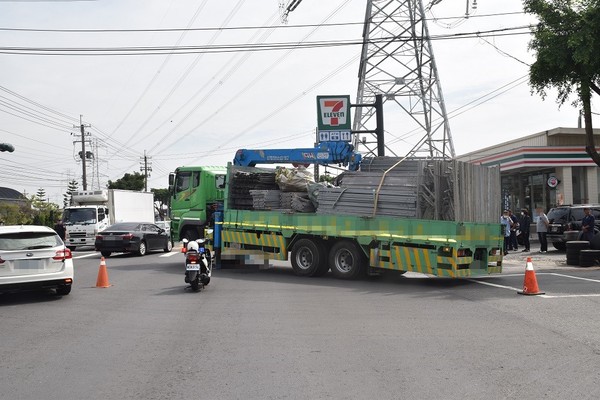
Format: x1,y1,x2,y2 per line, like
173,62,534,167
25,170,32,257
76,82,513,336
187,252,199,263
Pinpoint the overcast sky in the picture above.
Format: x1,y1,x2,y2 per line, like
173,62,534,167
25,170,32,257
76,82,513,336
1,0,597,205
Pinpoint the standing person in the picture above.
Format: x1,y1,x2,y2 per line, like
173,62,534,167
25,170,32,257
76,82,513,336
500,210,512,255
536,207,549,253
508,209,519,251
53,219,66,241
581,207,595,242
520,209,531,252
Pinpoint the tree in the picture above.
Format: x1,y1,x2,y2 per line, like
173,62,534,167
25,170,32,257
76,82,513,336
524,0,600,165
30,192,60,227
64,179,79,207
108,172,145,191
0,203,32,225
151,188,170,220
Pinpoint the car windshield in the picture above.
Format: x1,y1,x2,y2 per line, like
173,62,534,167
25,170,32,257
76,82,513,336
63,208,97,225
547,208,569,221
569,208,586,221
0,232,61,250
107,223,141,231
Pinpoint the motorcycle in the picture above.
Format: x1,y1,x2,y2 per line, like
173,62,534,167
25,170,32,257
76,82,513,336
182,238,212,292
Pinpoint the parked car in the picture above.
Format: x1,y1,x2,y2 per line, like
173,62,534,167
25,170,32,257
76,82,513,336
95,222,173,257
0,225,73,295
155,220,171,237
546,204,600,250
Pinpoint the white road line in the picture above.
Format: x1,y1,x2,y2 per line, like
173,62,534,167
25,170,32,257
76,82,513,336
549,273,600,284
540,294,600,299
469,273,600,298
73,253,98,259
467,279,521,292
159,251,181,258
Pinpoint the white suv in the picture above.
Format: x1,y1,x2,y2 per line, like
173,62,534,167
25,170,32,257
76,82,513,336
0,225,74,295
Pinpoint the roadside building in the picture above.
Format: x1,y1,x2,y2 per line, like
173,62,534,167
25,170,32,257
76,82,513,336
0,187,27,206
456,127,600,213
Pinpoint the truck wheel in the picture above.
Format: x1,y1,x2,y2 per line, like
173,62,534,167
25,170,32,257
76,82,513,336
101,251,112,258
329,240,366,280
291,238,327,277
137,241,147,256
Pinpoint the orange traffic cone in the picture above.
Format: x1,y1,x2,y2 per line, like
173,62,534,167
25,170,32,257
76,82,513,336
96,256,111,288
518,257,544,295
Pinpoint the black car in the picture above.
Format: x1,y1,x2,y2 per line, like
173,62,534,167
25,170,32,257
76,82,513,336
546,205,600,250
95,222,173,257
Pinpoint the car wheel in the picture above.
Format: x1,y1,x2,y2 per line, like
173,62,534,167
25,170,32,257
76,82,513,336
101,251,112,257
552,242,566,251
138,241,147,256
164,240,173,253
56,285,71,296
67,246,76,252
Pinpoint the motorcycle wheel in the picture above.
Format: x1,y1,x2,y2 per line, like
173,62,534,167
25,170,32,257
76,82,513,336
190,278,200,292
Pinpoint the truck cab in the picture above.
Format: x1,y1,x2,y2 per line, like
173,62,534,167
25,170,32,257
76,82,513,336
169,166,227,242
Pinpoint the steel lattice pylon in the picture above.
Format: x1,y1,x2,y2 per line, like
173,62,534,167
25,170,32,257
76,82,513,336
353,0,455,159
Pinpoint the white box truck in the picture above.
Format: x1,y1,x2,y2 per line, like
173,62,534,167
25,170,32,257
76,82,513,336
63,189,155,251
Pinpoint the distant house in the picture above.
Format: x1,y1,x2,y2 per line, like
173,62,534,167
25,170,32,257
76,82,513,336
0,187,28,206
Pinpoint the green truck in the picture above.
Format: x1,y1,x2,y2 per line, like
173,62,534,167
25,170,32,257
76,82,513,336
169,163,503,279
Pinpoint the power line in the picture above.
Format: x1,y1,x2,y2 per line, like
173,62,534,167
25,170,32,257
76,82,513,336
0,26,534,56
0,11,527,33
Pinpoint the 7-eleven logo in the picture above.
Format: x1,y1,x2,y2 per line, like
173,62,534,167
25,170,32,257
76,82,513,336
319,97,349,127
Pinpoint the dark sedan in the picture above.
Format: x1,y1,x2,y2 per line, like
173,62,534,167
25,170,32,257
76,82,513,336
95,222,173,257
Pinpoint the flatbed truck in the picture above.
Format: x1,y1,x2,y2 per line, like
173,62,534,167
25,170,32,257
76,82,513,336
170,163,503,279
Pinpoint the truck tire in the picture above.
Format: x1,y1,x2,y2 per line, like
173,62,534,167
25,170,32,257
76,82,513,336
101,251,112,258
291,238,327,277
329,240,366,280
137,241,147,256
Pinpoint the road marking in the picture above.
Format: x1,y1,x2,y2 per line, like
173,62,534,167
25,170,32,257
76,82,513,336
549,273,600,284
539,294,600,298
159,251,181,258
73,253,98,259
467,279,521,292
469,273,600,298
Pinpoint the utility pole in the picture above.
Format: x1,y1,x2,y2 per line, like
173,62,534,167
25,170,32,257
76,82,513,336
74,115,91,190
140,151,152,192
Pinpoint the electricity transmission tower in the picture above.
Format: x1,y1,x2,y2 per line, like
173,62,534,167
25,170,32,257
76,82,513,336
353,0,454,159
281,0,457,160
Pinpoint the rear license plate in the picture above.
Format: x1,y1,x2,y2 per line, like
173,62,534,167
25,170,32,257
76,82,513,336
186,264,200,271
15,260,42,270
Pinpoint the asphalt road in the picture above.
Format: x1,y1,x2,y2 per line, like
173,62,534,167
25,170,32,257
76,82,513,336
1,246,600,400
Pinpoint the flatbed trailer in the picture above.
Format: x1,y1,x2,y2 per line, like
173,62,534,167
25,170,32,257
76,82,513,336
217,165,503,279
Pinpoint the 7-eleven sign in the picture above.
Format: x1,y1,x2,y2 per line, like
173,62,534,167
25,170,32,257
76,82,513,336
317,95,351,131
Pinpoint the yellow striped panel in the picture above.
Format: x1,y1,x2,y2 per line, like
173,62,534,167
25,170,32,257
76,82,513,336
222,230,287,257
